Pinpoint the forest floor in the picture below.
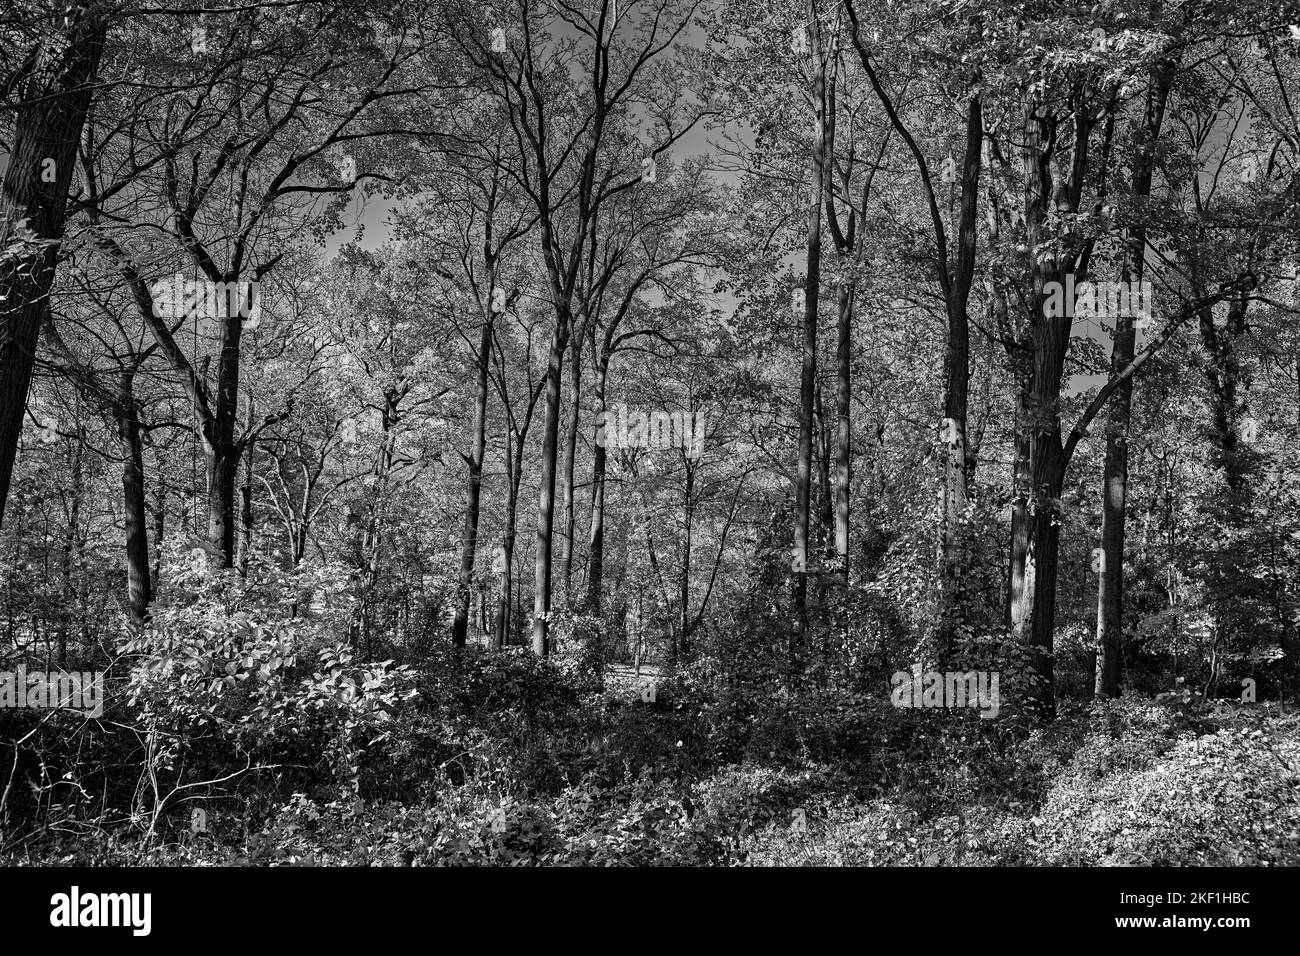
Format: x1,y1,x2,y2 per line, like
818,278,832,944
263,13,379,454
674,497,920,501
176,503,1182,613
5,662,1297,867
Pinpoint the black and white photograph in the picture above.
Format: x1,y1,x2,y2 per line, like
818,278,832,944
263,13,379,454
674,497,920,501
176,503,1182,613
0,0,1296,936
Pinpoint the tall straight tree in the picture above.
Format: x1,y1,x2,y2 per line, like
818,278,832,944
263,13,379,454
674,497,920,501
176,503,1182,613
846,0,983,652
419,143,533,649
464,0,705,654
791,0,834,644
823,68,890,577
488,305,549,649
1095,56,1175,698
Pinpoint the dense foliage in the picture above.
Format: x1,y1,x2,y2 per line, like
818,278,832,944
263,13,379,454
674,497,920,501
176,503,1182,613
1,0,1298,864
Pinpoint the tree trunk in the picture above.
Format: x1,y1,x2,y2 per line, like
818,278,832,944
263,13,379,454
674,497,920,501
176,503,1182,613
0,14,107,528
794,19,829,645
118,373,152,627
152,484,165,589
495,468,522,651
206,439,240,569
815,378,833,541
238,438,254,576
559,341,582,597
354,387,401,657
678,458,695,657
586,351,611,613
531,316,570,655
453,314,493,648
1007,354,1033,632
203,300,247,569
834,281,853,569
1195,288,1252,493
61,431,85,664
1013,98,1076,715
1095,59,1173,697
935,94,983,657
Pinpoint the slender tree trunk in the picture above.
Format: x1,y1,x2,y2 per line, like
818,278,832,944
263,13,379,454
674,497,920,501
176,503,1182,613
202,275,259,568
1007,351,1033,632
0,14,107,528
815,378,833,541
586,351,611,613
495,469,522,650
794,19,829,646
559,342,582,597
1095,59,1173,697
355,387,401,656
453,315,493,648
61,432,84,663
238,438,254,575
118,374,152,626
645,519,675,660
1095,347,1138,699
532,316,570,655
935,95,983,657
678,459,695,656
152,484,165,589
834,281,853,570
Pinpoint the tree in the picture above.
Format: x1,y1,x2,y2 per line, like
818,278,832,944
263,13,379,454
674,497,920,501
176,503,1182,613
460,0,708,654
0,2,108,528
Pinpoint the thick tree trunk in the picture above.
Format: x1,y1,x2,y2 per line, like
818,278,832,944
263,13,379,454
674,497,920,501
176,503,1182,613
1013,315,1069,715
1195,289,1252,493
1013,99,1077,714
0,15,107,528
531,316,570,655
206,440,239,569
453,315,493,648
204,304,245,567
1024,408,1067,715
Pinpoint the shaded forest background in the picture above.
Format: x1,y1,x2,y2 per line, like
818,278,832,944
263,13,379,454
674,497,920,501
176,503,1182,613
1,0,1299,865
